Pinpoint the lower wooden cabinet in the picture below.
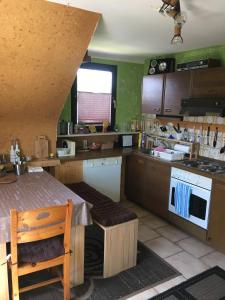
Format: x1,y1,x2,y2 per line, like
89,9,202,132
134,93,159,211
207,180,225,252
54,160,83,184
125,154,170,219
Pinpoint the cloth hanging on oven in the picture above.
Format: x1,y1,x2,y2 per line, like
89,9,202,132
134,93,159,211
174,182,192,219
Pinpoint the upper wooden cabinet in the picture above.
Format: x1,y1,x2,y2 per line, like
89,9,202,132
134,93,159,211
163,71,191,115
191,67,225,98
142,74,164,114
142,71,191,116
142,67,225,116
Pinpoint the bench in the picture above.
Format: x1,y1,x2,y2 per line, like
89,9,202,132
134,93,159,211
66,182,138,278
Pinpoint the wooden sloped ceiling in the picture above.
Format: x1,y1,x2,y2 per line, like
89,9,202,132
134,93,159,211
0,0,100,155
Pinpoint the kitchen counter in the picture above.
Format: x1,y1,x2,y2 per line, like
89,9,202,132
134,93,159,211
59,147,134,162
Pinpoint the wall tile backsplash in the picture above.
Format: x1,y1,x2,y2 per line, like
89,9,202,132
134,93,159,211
142,114,225,161
183,116,225,161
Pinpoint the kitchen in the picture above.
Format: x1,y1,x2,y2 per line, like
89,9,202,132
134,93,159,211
1,0,225,299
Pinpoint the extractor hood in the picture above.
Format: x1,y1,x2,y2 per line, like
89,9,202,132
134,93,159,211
180,98,225,117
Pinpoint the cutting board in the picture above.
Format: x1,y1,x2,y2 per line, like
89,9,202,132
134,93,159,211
34,136,49,159
0,173,17,184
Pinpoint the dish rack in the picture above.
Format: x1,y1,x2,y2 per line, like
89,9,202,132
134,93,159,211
147,134,200,159
153,148,185,161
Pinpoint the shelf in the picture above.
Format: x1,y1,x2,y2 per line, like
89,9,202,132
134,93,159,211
148,134,199,159
27,159,60,168
148,134,198,146
57,131,139,138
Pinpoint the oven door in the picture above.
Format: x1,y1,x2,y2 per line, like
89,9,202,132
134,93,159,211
169,178,211,229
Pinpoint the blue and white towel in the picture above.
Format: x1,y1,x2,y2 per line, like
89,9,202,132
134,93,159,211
174,182,192,219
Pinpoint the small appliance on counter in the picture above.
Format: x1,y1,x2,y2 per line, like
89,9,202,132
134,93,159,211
119,134,133,148
56,140,76,157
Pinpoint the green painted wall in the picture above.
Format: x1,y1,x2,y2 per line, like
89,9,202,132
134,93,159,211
59,58,144,129
59,92,71,122
60,44,225,124
144,44,225,74
93,58,144,128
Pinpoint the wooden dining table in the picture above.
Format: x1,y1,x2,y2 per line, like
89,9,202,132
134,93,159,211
0,171,92,299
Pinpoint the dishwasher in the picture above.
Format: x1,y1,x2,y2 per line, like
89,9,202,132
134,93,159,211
83,156,122,202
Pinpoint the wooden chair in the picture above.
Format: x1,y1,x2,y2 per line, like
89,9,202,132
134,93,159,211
10,200,73,300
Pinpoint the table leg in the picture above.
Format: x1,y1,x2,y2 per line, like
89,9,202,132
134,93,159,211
70,225,85,287
0,242,9,300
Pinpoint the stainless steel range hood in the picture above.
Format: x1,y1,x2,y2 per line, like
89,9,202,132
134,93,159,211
180,98,225,116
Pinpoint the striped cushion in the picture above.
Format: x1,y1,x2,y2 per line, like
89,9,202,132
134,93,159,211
66,182,137,226
18,235,64,264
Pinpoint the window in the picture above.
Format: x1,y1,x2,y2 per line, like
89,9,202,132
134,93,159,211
71,62,117,131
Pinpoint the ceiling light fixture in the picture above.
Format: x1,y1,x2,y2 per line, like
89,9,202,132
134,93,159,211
159,0,186,45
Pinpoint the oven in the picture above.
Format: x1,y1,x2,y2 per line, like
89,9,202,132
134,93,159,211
169,167,212,229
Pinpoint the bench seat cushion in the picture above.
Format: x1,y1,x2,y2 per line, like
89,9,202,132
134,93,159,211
66,182,137,227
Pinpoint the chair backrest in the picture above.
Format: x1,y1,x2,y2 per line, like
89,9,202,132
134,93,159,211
10,200,73,265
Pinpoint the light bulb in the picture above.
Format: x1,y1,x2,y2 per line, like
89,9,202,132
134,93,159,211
171,35,183,44
171,24,183,44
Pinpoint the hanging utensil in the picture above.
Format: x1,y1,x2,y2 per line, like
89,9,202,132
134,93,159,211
220,140,225,154
213,127,218,148
207,126,210,146
160,126,167,132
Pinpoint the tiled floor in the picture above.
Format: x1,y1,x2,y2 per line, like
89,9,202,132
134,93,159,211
122,200,225,300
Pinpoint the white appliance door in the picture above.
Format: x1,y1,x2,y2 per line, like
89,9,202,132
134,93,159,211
169,178,211,229
83,157,122,202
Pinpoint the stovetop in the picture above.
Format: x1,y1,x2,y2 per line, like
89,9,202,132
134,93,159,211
178,159,225,174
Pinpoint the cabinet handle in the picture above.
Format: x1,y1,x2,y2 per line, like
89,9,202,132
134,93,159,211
165,108,172,112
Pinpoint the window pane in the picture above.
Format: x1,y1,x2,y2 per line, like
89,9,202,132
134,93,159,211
77,92,111,123
77,69,112,93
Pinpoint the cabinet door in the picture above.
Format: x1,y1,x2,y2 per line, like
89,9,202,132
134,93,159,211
125,155,145,205
163,71,191,115
191,67,225,98
54,161,83,184
207,181,225,253
125,154,170,219
144,159,170,219
142,75,164,114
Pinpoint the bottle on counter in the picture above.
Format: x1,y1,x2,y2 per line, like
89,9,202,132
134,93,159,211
15,141,20,164
10,144,16,164
141,131,146,148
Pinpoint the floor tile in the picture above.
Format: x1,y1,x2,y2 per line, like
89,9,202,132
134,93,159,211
120,199,136,208
177,237,214,258
139,214,168,229
138,224,160,242
145,237,182,258
154,275,186,293
126,287,158,300
165,251,209,279
201,251,225,270
129,204,150,218
156,225,189,242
